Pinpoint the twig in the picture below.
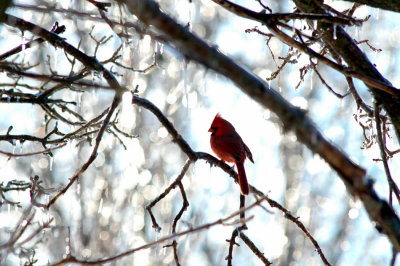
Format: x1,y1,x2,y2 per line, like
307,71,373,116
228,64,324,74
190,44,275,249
51,196,266,265
226,227,240,266
240,232,271,265
226,194,248,266
146,159,192,231
346,77,373,117
374,102,400,205
255,0,271,13
4,14,125,95
0,63,114,91
169,182,189,266
296,30,349,98
0,143,66,158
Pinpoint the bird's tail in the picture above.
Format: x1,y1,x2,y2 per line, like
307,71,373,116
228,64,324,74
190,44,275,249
236,161,249,195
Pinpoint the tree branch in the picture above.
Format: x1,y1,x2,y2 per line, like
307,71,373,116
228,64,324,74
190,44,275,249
342,0,400,13
121,0,400,252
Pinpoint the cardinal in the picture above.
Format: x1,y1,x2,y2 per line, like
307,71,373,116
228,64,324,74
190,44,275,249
208,113,254,195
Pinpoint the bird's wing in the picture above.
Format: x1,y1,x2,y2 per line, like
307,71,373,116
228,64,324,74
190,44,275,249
212,132,245,162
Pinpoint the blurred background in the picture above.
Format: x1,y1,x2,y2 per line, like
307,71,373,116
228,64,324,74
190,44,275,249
1,0,400,265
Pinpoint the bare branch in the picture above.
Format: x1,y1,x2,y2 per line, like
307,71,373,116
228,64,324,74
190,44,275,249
0,143,66,158
146,159,192,231
240,233,272,265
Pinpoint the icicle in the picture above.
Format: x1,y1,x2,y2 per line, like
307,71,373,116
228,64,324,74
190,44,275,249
355,26,360,41
65,237,71,255
77,93,82,108
21,35,26,60
17,140,23,154
49,156,54,171
76,182,81,196
159,43,164,55
183,60,189,109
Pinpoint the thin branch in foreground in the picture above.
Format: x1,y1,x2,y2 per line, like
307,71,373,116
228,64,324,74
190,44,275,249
263,196,331,266
356,39,382,53
50,195,266,265
226,227,241,266
172,182,190,231
146,159,192,231
226,194,248,266
168,182,189,266
0,143,66,158
240,232,271,265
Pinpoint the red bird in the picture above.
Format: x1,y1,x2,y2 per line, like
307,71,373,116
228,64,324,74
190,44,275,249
208,113,254,195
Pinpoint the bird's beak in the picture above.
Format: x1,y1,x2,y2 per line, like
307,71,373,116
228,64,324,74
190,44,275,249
208,127,212,132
